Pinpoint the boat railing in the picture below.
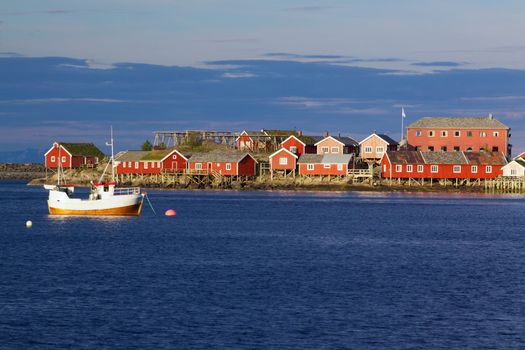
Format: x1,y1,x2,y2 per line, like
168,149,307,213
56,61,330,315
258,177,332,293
113,187,141,195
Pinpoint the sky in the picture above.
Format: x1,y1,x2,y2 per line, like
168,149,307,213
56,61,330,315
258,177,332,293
1,1,525,161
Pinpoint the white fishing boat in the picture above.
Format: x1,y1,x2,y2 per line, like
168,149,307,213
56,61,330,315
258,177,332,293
45,128,144,216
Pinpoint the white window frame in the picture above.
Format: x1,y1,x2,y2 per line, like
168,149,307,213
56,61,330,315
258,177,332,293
493,131,499,137
383,165,387,172
376,146,384,154
172,154,177,159
364,146,373,153
471,165,478,174
331,146,339,153
307,164,314,171
486,165,492,173
453,165,461,173
321,146,329,154
415,130,422,136
144,162,148,169
290,146,297,153
406,165,413,173
61,156,66,163
123,162,126,168
51,156,56,162
396,165,402,172
454,131,461,137
279,157,288,165
135,162,139,169
337,164,343,171
417,165,424,173
428,130,435,137
431,165,439,173
480,131,486,137
441,130,448,137
323,164,331,169
226,163,232,171
511,169,517,176
195,163,202,170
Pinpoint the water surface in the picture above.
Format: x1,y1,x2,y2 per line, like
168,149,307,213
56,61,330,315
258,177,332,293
1,181,525,349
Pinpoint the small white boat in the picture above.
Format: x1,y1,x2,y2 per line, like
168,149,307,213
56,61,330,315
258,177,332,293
45,128,144,216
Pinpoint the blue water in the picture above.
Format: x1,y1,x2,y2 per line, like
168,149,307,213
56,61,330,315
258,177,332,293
1,180,525,349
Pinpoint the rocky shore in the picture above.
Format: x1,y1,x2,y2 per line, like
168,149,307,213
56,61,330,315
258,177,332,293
0,163,47,180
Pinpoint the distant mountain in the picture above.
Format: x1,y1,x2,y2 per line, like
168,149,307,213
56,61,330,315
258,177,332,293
0,148,44,163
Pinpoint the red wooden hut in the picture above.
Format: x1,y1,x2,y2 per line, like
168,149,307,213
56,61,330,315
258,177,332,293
298,154,354,176
187,151,257,176
45,142,105,169
115,148,189,175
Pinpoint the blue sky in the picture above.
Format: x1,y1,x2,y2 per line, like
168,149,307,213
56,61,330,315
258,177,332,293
1,1,525,161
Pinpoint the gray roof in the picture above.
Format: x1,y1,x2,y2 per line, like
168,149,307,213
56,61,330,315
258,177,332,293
298,154,353,164
189,151,254,163
321,154,353,164
298,154,323,164
114,150,150,162
376,134,398,145
421,151,468,164
332,136,359,146
386,151,425,164
407,116,509,130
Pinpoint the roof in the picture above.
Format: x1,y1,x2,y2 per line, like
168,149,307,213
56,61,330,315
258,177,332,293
387,150,507,165
407,116,509,130
298,154,324,164
421,152,468,164
189,151,255,163
315,135,359,147
385,151,425,164
59,142,105,158
141,148,189,161
114,150,150,162
269,148,298,159
359,133,398,145
298,154,353,164
504,159,525,169
321,154,353,164
298,135,324,145
463,152,507,165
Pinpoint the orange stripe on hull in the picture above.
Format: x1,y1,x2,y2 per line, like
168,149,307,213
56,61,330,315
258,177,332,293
49,202,143,216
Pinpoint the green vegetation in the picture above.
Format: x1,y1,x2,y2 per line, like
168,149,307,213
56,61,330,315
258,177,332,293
141,140,153,151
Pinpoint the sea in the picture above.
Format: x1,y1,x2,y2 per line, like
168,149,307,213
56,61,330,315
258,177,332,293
1,180,525,349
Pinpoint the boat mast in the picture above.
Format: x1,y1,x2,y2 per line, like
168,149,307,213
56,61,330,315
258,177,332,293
108,126,115,183
57,143,61,185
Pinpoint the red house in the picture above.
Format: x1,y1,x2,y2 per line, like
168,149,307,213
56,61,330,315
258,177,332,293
298,154,354,176
406,115,511,158
269,148,298,177
45,142,105,169
187,151,257,176
381,151,507,180
280,134,323,155
115,148,189,175
235,131,269,152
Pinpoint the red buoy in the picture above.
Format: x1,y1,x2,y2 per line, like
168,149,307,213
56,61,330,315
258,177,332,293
165,209,176,216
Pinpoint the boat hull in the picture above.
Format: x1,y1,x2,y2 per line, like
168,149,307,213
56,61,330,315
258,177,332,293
48,202,143,216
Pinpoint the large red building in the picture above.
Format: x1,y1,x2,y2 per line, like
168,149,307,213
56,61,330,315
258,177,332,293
45,142,105,169
406,115,511,158
115,149,188,175
187,151,257,176
381,151,507,180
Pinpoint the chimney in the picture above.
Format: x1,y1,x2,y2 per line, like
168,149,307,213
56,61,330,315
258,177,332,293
488,113,493,120
323,131,329,138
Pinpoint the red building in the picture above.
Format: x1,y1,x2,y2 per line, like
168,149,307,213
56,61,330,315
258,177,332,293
187,151,257,176
298,154,354,176
115,149,188,175
280,134,322,155
45,142,104,169
406,115,511,157
269,148,298,171
381,151,507,180
235,131,269,152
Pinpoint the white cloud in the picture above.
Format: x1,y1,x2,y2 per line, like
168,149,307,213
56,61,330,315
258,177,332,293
222,72,256,78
